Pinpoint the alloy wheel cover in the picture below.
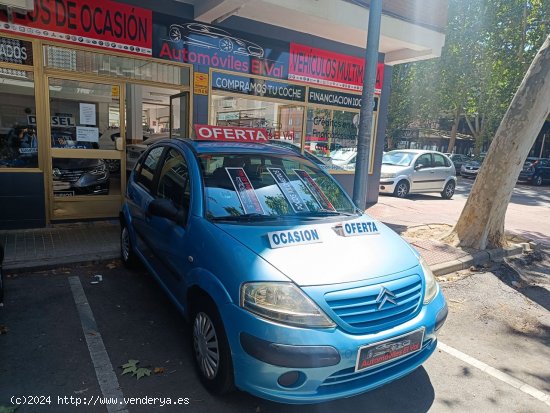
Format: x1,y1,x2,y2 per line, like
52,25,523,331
193,312,220,379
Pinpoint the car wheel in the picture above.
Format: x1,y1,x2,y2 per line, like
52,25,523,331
394,180,409,198
534,175,543,186
120,222,139,269
191,298,234,395
441,181,455,199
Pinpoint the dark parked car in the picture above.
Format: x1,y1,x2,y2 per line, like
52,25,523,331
517,157,550,186
460,156,484,179
445,153,470,174
51,129,110,195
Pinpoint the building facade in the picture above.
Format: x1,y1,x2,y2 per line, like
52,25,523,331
0,0,447,229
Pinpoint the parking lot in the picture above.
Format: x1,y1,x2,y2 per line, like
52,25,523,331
1,253,549,413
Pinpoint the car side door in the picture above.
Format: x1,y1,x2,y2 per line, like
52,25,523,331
541,159,550,182
433,153,454,191
411,153,435,191
144,147,194,297
126,145,166,263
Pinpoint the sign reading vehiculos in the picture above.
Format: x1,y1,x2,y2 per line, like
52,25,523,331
289,42,384,93
0,0,152,56
194,125,269,142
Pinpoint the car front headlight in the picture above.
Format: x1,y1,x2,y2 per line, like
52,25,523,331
380,172,396,179
240,282,335,328
420,257,438,304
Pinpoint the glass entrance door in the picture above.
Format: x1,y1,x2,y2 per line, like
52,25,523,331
169,92,189,139
48,77,124,220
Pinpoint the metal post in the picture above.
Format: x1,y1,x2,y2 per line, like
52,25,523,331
353,0,383,210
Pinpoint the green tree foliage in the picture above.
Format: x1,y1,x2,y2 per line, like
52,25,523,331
387,0,549,153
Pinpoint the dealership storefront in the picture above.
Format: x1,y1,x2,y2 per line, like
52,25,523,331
0,0,388,229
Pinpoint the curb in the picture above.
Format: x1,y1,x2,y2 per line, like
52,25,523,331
4,251,120,273
431,244,525,276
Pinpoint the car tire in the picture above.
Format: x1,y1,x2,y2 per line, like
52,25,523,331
441,181,456,199
533,175,543,186
191,297,234,395
120,222,139,269
394,180,409,198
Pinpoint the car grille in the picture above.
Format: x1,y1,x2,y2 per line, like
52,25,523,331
324,273,423,333
318,339,433,392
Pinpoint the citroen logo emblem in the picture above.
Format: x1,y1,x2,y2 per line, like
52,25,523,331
376,287,397,310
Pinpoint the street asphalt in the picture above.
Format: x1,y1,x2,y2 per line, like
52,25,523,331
0,253,549,412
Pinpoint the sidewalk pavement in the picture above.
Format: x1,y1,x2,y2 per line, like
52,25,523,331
0,214,527,276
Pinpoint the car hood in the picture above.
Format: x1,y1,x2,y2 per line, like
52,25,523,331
52,158,102,169
381,164,408,174
213,215,420,287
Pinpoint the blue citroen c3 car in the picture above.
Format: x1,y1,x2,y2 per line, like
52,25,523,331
120,138,448,404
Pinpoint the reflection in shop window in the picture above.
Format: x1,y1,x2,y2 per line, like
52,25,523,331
210,95,303,149
52,158,116,197
0,71,38,168
306,108,360,171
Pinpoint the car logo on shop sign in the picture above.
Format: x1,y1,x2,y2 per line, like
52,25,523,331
376,287,397,310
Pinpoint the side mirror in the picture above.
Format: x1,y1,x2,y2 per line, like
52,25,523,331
148,199,187,225
115,136,124,151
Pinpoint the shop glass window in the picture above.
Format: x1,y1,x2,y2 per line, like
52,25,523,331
49,79,120,152
0,71,38,168
210,95,303,149
52,157,117,197
44,46,190,86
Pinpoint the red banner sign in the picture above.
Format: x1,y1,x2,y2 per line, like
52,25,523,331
0,0,152,56
194,125,269,142
289,42,384,93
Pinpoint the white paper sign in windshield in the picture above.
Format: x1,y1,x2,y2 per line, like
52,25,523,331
225,167,265,215
293,169,336,211
342,220,380,237
267,227,322,249
267,167,309,213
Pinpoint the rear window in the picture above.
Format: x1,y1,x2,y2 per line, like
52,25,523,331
198,153,355,219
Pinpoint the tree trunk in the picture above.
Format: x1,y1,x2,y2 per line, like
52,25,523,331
444,35,550,250
447,107,460,153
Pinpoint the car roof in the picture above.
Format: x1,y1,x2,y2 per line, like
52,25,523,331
173,138,298,156
386,149,440,155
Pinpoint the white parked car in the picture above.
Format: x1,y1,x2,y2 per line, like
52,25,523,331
126,135,169,171
379,150,457,199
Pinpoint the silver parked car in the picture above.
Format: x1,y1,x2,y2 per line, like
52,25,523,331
379,150,457,199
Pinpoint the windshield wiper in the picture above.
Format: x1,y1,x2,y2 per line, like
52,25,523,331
211,213,281,222
295,210,359,217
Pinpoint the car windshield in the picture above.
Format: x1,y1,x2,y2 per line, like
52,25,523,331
382,151,416,166
198,153,357,220
330,149,356,162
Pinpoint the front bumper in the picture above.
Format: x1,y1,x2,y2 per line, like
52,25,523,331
379,180,397,194
222,289,447,404
517,172,534,182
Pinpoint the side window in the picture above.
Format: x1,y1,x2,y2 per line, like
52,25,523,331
433,154,447,167
415,154,432,169
135,146,164,192
156,149,190,212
